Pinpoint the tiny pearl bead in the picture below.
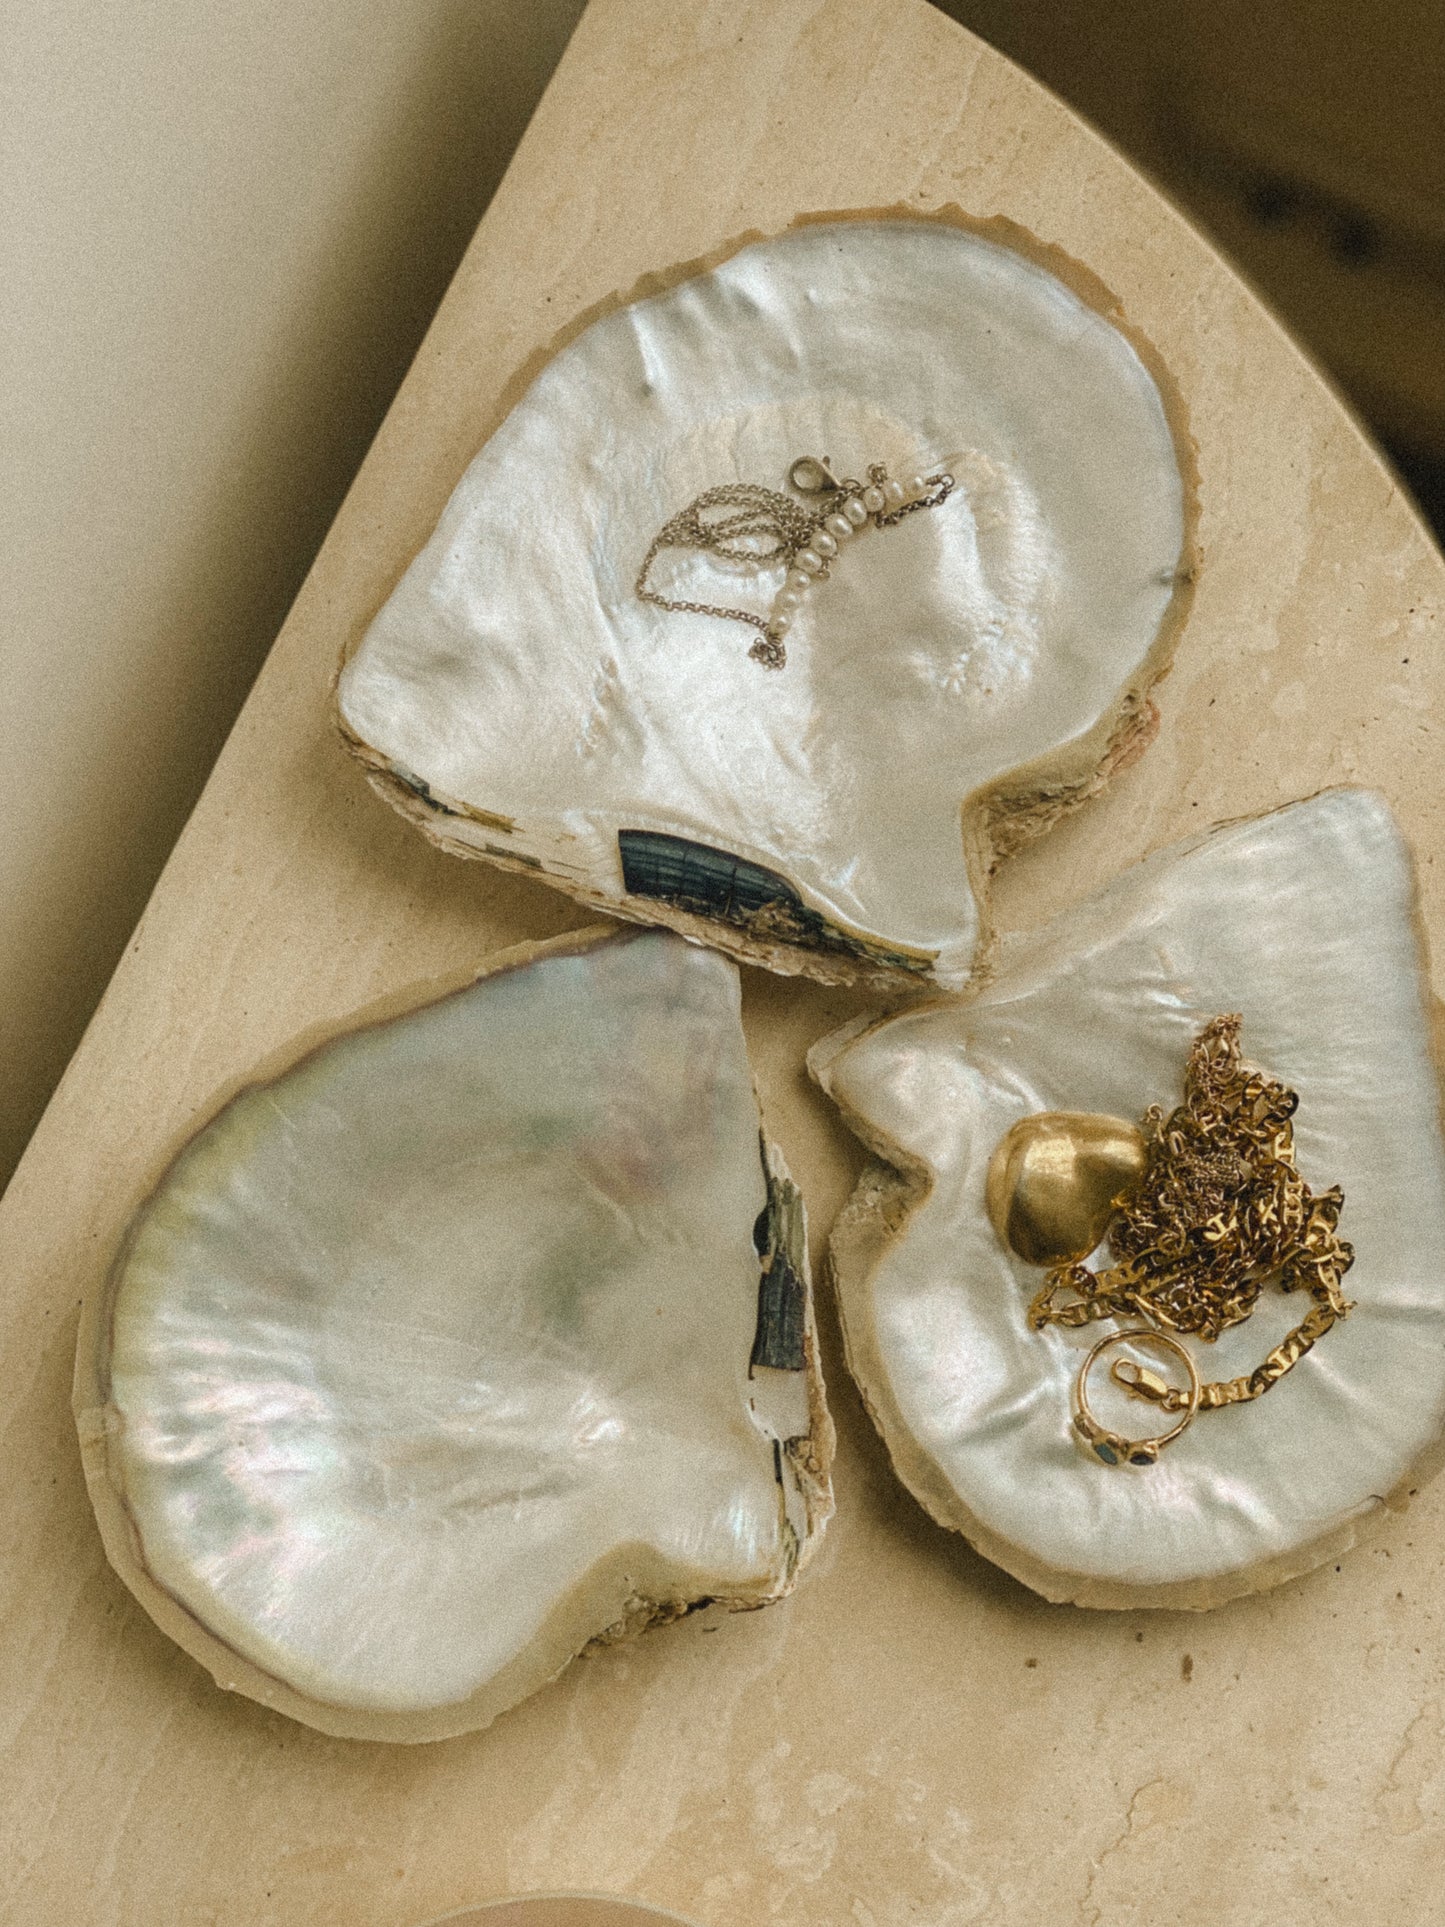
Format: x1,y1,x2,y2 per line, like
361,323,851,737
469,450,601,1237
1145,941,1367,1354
862,485,885,513
786,568,812,591
769,612,791,635
824,513,853,542
798,549,824,574
776,588,803,612
883,479,905,506
813,531,838,558
844,497,868,527
906,473,927,498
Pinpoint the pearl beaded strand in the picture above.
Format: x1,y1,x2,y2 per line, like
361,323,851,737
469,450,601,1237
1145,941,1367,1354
636,456,956,671
760,464,950,666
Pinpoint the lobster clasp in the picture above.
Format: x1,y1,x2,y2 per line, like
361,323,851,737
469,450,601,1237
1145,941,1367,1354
1112,1358,1174,1404
788,455,842,495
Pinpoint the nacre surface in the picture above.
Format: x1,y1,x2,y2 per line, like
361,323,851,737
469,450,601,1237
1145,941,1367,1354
811,790,1445,1606
338,214,1192,990
81,928,831,1739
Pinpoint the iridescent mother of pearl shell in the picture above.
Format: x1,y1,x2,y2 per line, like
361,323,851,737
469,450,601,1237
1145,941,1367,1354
338,213,1194,993
76,929,832,1741
812,790,1445,1609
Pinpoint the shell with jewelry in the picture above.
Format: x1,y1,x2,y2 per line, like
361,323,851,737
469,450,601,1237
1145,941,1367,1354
72,203,1445,1754
812,791,1445,1609
337,210,1196,994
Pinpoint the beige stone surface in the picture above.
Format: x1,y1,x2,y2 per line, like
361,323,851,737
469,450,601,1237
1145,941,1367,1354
3,0,1443,1921
424,1902,695,1927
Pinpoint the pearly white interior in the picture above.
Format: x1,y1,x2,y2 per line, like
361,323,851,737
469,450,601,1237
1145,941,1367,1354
106,933,816,1715
814,790,1445,1594
339,219,1187,985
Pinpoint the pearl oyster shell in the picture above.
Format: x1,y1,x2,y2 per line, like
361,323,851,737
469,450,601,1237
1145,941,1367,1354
811,790,1445,1608
338,212,1195,992
75,927,832,1741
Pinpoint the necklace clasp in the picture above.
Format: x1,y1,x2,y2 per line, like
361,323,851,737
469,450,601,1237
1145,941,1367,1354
788,455,842,495
1111,1358,1174,1404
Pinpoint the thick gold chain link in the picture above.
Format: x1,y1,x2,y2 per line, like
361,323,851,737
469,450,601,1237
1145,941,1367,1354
1029,1014,1355,1414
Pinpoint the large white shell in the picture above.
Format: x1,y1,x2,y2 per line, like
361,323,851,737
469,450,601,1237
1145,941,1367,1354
811,790,1445,1608
77,928,832,1740
338,214,1193,991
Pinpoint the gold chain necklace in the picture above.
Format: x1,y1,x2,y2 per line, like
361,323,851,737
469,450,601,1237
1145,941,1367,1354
998,1016,1355,1466
636,456,954,669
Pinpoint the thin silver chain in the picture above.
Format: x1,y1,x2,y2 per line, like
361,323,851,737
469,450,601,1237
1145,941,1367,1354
637,458,954,670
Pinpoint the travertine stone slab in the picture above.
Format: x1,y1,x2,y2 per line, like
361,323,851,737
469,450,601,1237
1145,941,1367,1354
3,0,1444,1922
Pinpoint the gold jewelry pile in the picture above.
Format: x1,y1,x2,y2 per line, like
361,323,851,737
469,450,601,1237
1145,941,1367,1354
636,455,954,669
1027,1015,1355,1465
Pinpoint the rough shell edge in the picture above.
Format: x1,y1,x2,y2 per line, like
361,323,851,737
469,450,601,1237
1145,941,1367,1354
73,923,834,1741
806,789,1445,1611
333,202,1201,994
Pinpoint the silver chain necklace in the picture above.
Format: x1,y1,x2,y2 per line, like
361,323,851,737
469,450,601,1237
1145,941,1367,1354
637,455,955,669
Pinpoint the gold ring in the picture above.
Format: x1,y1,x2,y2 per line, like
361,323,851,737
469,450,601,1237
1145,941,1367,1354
1073,1327,1201,1467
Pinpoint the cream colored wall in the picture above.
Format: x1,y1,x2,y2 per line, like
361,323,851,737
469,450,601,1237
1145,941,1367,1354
1,0,585,1187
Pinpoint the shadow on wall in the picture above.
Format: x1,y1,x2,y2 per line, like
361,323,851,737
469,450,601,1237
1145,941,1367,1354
937,0,1445,531
1,0,587,1190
